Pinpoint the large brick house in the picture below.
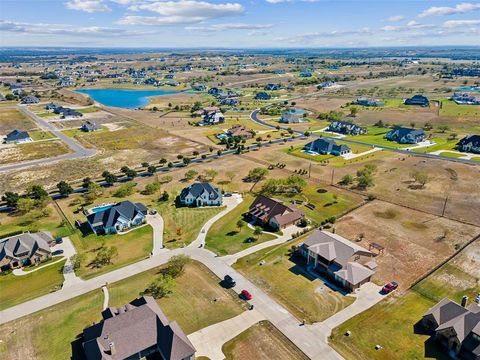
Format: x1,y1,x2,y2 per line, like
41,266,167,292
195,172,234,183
248,195,304,230
0,232,54,272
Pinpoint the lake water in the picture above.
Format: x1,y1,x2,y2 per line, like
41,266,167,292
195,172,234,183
455,86,480,92
76,88,179,109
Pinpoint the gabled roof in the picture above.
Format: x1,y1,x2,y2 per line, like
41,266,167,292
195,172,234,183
457,135,480,147
87,201,147,229
0,232,53,262
304,138,350,153
430,301,480,342
249,195,303,225
5,129,30,141
387,127,425,138
423,298,471,328
335,261,376,286
179,182,221,201
82,296,195,360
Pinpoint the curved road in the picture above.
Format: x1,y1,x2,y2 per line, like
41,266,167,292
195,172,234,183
250,109,480,166
0,105,96,173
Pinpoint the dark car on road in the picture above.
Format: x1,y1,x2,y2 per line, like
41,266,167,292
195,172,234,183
382,282,398,294
52,249,64,256
55,238,63,244
224,275,236,288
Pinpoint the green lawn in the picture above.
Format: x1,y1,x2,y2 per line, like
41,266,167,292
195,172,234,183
36,111,57,118
155,198,224,249
78,106,99,114
344,126,411,149
70,225,153,279
439,99,480,118
205,193,276,256
0,261,245,360
330,262,479,360
438,151,466,158
29,130,56,141
0,259,66,310
415,137,458,153
0,203,72,239
234,236,355,323
222,320,309,360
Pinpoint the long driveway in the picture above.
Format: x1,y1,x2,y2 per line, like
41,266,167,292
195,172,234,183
0,105,96,173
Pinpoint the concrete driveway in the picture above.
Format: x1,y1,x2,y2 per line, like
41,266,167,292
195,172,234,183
146,214,165,255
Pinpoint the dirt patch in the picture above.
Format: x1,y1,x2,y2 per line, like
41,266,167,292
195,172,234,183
335,200,480,288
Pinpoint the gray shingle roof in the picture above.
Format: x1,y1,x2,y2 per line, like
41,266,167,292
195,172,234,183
82,296,195,360
87,201,147,229
5,129,30,142
0,232,53,262
179,182,221,201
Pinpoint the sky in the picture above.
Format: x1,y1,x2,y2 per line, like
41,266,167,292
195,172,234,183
0,0,480,48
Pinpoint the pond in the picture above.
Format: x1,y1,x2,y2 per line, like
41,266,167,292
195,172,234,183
455,86,480,92
75,88,180,109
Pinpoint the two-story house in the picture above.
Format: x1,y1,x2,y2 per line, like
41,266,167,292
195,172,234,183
178,183,223,207
87,201,147,235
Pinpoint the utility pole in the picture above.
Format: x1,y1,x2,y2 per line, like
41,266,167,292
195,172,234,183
309,162,312,179
331,168,335,185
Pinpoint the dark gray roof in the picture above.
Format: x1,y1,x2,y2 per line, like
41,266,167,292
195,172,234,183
179,182,221,201
87,201,147,228
5,129,30,141
387,127,425,138
304,138,350,154
82,296,195,360
0,232,53,262
457,135,480,147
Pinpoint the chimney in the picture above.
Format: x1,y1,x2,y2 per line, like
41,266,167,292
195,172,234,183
461,295,468,308
109,342,116,356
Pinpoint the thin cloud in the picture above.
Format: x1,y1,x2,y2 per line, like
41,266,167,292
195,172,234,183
387,15,405,22
65,0,111,13
419,2,480,17
443,19,480,27
186,23,273,32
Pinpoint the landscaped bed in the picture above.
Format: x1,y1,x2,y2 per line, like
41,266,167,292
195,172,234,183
0,261,245,360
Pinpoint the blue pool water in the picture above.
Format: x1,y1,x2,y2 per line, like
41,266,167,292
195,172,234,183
91,204,113,213
76,89,179,109
455,86,480,92
288,107,305,115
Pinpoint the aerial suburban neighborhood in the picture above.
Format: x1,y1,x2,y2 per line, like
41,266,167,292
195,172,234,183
0,1,479,360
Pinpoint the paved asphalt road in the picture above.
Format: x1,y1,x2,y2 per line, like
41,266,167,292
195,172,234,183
0,106,96,173
250,109,480,166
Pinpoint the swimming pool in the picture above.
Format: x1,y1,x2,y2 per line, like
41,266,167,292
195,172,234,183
90,204,114,213
455,86,480,92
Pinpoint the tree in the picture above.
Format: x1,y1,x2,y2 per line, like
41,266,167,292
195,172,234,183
246,167,268,182
204,169,218,181
92,246,118,268
102,171,117,185
356,173,374,189
82,177,93,189
438,125,450,133
2,192,20,208
17,198,36,213
159,175,173,184
448,133,458,140
159,191,169,202
236,219,244,232
142,162,149,168
162,255,190,278
114,182,136,197
84,182,103,202
121,167,137,178
167,162,174,168
159,158,167,164
184,169,198,180
183,157,191,165
412,171,429,188
349,107,358,117
57,181,73,197
226,171,235,183
27,184,48,201
339,174,354,185
143,274,175,299
147,165,157,174
70,254,85,271
253,226,263,239
143,182,160,195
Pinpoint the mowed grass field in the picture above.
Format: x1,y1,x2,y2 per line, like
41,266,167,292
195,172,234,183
206,193,276,256
234,236,355,323
155,196,224,248
330,258,479,360
69,225,153,279
0,141,70,165
0,107,36,133
0,261,245,360
439,99,480,118
0,259,66,311
222,321,309,360
0,203,72,239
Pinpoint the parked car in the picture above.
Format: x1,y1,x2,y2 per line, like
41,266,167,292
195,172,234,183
52,249,64,256
224,275,236,288
240,289,252,300
382,282,398,294
55,238,63,244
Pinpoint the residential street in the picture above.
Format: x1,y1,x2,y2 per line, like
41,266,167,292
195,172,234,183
0,198,385,360
0,105,96,173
